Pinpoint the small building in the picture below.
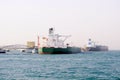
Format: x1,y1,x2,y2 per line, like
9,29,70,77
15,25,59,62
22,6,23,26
27,41,35,49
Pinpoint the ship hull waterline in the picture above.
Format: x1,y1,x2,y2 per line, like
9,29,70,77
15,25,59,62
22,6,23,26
86,46,108,51
38,47,81,54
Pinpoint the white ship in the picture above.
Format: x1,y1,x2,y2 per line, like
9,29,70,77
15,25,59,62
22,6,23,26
85,39,108,51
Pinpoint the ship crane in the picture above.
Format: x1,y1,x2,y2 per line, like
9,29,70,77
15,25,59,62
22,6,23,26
57,35,71,42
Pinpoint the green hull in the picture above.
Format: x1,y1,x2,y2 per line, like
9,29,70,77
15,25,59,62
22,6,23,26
38,47,81,54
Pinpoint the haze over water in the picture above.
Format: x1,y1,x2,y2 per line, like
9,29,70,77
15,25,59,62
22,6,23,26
0,0,120,50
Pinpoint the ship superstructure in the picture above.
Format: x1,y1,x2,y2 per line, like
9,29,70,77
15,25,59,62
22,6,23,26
46,28,71,48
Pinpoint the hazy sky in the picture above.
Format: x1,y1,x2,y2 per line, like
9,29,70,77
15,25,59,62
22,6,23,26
0,0,120,50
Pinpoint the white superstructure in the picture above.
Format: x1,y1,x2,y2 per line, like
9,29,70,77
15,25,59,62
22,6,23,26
42,28,71,48
86,39,96,48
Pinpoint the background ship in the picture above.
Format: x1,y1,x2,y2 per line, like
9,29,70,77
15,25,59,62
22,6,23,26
0,48,6,53
85,39,108,51
38,28,81,54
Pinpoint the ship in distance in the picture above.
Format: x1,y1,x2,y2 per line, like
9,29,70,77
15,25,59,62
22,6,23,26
85,39,108,51
0,48,6,53
38,28,81,54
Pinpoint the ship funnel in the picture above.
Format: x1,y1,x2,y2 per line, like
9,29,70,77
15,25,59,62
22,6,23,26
49,28,54,35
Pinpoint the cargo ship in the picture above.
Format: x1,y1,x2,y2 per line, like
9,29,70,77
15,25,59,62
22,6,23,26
0,48,6,53
38,28,81,54
85,39,108,51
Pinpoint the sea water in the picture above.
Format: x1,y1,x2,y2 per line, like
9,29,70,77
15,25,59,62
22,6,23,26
0,51,120,80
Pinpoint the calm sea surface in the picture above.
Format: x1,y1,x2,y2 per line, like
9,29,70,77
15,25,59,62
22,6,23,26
0,51,120,80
